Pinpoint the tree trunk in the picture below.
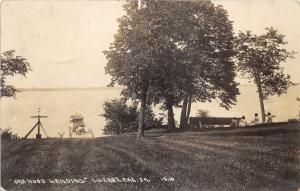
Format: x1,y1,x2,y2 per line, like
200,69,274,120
257,80,266,122
254,72,266,122
179,94,188,129
137,90,147,138
166,99,175,129
167,106,175,129
186,95,192,122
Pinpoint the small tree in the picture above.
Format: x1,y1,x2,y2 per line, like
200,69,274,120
235,28,296,122
101,98,162,135
102,98,137,135
196,109,210,118
1,50,31,98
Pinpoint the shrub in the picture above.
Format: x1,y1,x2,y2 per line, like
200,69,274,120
101,98,163,135
1,128,19,140
196,109,210,118
288,119,298,123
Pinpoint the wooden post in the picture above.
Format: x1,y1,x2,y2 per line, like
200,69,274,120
24,108,48,139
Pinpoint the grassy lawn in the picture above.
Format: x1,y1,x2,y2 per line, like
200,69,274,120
1,123,300,191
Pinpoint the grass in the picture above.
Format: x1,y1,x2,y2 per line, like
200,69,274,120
1,123,300,191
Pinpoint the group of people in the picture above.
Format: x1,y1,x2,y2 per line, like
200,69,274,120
232,112,274,127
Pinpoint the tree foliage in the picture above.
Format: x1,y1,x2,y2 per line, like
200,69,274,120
101,98,163,135
196,109,211,118
143,1,239,128
104,1,163,137
235,28,296,121
104,0,239,134
172,3,239,108
1,50,31,98
104,1,159,100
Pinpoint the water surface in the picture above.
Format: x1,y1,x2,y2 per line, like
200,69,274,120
1,85,299,138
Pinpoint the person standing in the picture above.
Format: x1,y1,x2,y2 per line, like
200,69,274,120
266,112,273,123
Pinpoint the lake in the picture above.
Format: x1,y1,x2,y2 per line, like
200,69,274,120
1,85,299,138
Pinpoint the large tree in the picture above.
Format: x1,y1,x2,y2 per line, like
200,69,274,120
143,1,239,128
172,3,239,128
143,1,239,129
235,28,296,122
104,1,163,137
104,0,239,134
1,50,31,98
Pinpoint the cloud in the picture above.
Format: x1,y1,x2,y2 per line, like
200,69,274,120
55,58,77,65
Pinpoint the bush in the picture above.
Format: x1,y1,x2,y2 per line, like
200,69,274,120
101,98,163,135
1,128,19,140
288,119,299,123
196,109,210,118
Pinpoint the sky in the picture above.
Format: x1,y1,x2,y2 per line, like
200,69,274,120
1,0,300,88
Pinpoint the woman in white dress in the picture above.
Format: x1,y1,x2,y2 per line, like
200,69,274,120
239,116,247,127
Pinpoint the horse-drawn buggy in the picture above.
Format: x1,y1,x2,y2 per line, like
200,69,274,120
69,114,94,138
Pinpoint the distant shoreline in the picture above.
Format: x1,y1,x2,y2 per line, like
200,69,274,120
17,87,124,92
16,83,299,92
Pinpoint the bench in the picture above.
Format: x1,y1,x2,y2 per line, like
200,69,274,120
189,117,241,128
